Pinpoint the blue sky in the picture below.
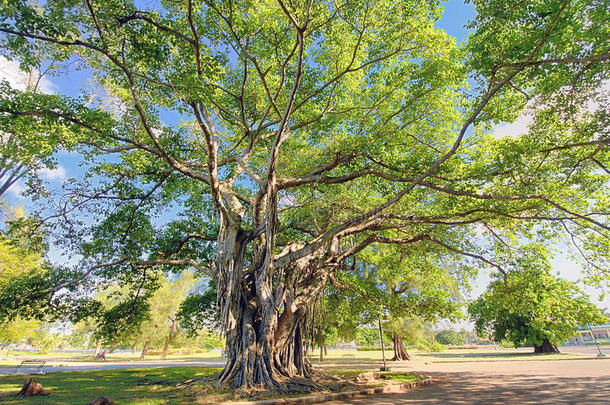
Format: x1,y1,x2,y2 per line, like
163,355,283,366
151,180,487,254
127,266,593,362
2,0,608,313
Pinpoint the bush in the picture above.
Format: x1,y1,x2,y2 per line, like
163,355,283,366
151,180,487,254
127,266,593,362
427,339,446,352
584,341,610,346
435,330,464,346
415,338,446,352
499,340,515,348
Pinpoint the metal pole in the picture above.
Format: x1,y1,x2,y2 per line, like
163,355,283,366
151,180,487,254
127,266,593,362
378,317,388,371
588,323,606,358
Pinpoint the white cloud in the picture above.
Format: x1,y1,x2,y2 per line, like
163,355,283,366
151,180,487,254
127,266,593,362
491,110,534,139
492,80,609,139
6,180,26,199
0,56,55,94
39,165,67,182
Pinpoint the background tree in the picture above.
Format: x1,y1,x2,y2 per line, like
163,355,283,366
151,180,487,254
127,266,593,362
0,0,607,390
469,261,607,353
133,273,194,359
0,316,39,357
0,211,63,323
0,60,66,200
327,243,465,361
177,280,218,338
355,328,381,347
435,330,465,346
32,325,64,355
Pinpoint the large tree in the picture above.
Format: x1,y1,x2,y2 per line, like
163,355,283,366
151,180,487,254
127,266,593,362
0,0,608,389
469,263,607,353
326,243,465,361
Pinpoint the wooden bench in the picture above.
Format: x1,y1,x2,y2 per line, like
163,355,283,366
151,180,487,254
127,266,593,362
15,360,46,375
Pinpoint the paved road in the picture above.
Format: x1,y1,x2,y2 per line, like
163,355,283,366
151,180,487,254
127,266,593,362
558,344,609,356
322,359,610,404
0,360,225,375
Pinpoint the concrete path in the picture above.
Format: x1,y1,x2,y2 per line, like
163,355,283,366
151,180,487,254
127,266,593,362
322,359,610,404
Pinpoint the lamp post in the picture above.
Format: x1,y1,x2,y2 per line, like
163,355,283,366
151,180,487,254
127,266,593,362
377,316,390,371
587,323,606,358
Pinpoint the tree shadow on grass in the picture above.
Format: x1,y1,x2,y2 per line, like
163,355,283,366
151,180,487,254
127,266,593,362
0,366,223,404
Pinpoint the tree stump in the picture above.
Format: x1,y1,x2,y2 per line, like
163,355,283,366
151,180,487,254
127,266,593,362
86,396,116,405
16,378,51,397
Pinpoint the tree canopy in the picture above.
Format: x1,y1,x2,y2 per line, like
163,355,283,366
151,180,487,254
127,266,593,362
0,0,607,389
469,266,607,353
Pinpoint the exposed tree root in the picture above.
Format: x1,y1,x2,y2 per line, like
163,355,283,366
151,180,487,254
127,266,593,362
169,369,371,403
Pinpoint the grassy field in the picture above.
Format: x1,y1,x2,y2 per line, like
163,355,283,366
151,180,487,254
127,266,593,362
0,347,594,403
0,346,588,368
0,366,421,404
0,366,223,404
0,351,222,367
308,347,587,365
1,346,590,366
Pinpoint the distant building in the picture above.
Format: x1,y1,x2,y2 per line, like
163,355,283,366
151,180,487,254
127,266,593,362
569,322,610,344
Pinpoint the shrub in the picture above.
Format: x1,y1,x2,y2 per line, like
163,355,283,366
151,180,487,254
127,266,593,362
415,339,446,352
427,339,446,352
435,330,464,346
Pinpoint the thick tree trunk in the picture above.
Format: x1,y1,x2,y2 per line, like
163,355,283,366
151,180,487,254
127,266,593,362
160,318,176,360
214,220,326,389
216,240,318,389
217,303,314,389
534,338,560,353
391,333,411,361
274,317,314,380
131,340,138,354
92,338,101,358
140,339,150,360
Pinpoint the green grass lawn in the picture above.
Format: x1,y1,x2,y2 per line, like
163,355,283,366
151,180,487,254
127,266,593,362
307,348,587,364
412,349,584,362
0,347,588,369
0,366,222,404
0,351,222,367
0,367,421,404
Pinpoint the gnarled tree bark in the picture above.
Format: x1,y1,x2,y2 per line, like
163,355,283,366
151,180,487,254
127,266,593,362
391,333,411,361
533,338,559,353
215,226,326,389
